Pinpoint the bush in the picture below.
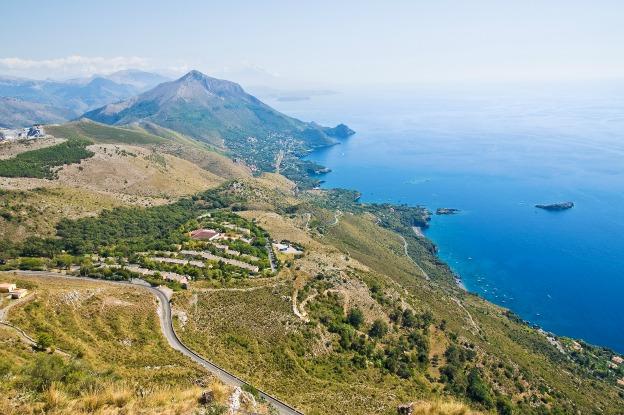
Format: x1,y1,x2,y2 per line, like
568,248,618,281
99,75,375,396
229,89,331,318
36,332,53,351
18,257,46,271
22,354,66,392
20,354,100,396
402,309,417,328
496,396,514,415
242,383,260,398
347,307,364,329
467,368,494,408
369,319,388,339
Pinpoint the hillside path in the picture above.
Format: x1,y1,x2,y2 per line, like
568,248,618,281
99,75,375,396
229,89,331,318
399,234,430,280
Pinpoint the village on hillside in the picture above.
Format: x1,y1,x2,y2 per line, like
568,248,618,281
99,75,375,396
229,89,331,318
0,125,46,142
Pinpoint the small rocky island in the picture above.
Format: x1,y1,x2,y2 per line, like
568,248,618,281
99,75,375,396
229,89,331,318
436,208,460,215
535,201,574,211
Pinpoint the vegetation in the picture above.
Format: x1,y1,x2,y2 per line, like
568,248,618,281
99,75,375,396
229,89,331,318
0,152,623,414
0,137,93,179
46,121,167,145
0,275,220,415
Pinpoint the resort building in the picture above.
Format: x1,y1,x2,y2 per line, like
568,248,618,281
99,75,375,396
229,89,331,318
163,272,189,288
10,288,28,299
0,283,16,293
273,242,303,255
190,229,221,241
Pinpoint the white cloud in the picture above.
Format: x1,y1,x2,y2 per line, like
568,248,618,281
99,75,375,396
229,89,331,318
0,55,150,79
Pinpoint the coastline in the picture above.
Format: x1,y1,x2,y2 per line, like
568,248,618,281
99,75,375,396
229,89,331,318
293,95,624,354
411,224,468,289
301,141,622,354
303,149,470,292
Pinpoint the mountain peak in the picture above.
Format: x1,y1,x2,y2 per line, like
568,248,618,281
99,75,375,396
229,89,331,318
173,70,245,98
181,70,206,80
82,71,349,150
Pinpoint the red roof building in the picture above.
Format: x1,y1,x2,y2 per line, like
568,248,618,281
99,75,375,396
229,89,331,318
190,229,220,241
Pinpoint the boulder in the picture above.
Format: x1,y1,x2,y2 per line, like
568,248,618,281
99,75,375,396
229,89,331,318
397,403,414,415
199,390,214,405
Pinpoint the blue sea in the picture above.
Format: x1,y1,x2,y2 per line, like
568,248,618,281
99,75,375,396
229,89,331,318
263,82,624,353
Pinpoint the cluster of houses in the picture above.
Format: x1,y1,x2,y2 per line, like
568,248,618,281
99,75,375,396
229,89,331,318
0,125,45,142
610,355,623,370
607,356,624,388
0,282,28,299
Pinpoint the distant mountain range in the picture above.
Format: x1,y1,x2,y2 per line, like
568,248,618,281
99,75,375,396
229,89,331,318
83,70,353,149
0,70,169,127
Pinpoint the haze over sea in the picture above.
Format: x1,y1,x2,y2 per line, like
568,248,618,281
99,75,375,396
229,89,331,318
265,82,624,353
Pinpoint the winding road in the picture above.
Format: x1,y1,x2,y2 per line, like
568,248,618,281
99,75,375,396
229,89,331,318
5,271,304,415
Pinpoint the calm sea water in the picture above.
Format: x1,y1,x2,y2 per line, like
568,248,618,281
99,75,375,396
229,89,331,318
264,82,624,352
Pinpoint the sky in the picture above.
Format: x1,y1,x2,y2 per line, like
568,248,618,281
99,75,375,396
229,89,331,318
1,0,623,86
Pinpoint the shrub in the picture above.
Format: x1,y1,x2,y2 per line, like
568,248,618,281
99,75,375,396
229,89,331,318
369,319,388,339
36,332,54,351
496,396,514,415
347,307,364,329
467,368,494,408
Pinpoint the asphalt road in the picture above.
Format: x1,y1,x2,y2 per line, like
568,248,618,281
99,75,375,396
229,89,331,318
9,270,304,415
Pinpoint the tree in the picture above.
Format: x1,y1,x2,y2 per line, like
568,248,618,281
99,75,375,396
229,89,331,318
347,307,364,329
467,368,494,408
36,332,53,351
496,396,514,415
369,319,388,339
24,354,66,391
402,308,417,328
420,310,434,329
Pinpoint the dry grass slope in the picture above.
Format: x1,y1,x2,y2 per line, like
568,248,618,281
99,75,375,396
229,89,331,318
0,273,235,415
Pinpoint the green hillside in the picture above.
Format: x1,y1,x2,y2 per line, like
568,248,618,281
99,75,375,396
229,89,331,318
46,120,167,145
1,178,623,414
82,71,354,186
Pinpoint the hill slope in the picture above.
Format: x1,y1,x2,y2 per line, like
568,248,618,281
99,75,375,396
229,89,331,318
1,177,622,414
46,120,251,181
0,97,74,128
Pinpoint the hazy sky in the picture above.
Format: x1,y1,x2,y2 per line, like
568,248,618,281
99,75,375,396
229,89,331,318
1,0,623,86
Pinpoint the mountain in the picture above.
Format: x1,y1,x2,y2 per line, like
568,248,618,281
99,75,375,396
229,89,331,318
82,70,354,186
83,70,353,148
0,97,74,128
0,76,133,113
45,77,138,114
0,70,170,127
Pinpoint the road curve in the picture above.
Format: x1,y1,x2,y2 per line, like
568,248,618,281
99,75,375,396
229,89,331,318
8,271,304,415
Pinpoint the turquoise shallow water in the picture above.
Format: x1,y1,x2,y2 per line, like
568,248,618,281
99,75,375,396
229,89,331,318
264,83,624,352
